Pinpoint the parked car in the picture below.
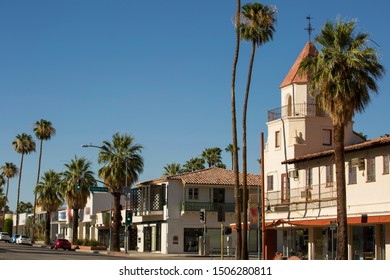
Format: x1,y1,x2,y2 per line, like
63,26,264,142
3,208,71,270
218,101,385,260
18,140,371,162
0,232,10,242
52,239,72,250
10,234,20,244
16,235,32,245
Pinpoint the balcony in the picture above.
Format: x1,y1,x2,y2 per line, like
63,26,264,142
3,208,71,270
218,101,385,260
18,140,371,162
129,184,166,216
181,201,235,213
267,183,337,212
268,103,326,122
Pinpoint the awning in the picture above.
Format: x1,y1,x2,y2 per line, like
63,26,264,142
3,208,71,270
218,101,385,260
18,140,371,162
230,215,390,230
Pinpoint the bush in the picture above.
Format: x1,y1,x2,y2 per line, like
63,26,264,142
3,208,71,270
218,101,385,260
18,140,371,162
4,219,13,235
75,239,101,246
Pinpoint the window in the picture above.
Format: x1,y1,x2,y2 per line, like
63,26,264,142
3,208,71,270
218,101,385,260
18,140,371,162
349,160,357,185
383,155,389,175
367,157,376,182
267,175,274,191
188,188,199,200
326,165,333,187
306,168,313,189
322,129,332,146
275,131,281,148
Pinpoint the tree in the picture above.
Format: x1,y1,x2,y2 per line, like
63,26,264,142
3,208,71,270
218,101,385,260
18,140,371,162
98,132,144,252
32,119,56,242
201,147,224,168
17,201,33,214
299,19,385,259
163,163,183,176
225,144,241,170
183,157,205,172
239,2,276,259
231,0,242,259
1,162,18,230
35,170,64,245
62,156,96,244
12,133,36,234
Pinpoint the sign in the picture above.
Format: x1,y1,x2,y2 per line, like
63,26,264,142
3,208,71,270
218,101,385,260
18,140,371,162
330,221,337,230
90,186,109,193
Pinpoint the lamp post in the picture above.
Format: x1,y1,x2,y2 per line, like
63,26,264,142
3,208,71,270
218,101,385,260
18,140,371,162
81,143,130,253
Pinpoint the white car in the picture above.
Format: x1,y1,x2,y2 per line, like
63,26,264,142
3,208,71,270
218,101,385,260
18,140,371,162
16,235,32,245
0,232,10,242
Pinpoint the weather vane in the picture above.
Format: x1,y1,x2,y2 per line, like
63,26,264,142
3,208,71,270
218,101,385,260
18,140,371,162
305,15,314,42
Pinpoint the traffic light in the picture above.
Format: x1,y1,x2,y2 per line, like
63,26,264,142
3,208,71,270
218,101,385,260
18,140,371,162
125,210,133,225
223,226,232,235
200,209,206,223
76,179,81,191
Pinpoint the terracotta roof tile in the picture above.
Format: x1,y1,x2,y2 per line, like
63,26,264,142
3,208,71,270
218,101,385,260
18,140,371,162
283,135,390,164
138,167,262,187
279,41,318,88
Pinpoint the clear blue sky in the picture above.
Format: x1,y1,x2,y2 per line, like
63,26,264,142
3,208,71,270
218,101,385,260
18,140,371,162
1,0,389,212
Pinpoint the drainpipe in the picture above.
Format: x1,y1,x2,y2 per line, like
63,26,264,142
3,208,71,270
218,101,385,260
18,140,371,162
281,117,291,221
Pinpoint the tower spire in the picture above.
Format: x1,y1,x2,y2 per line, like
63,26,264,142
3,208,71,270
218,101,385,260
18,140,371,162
305,15,314,42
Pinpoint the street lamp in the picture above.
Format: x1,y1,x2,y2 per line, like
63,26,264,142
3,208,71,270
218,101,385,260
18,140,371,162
81,143,130,253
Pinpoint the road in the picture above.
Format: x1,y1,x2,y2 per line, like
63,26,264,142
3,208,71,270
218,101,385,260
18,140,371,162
0,241,215,260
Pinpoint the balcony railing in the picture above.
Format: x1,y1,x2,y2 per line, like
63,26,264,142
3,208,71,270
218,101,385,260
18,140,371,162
268,103,326,122
181,201,235,212
129,184,166,215
267,183,337,212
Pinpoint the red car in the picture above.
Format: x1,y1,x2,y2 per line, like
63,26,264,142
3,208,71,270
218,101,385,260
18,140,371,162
52,239,72,250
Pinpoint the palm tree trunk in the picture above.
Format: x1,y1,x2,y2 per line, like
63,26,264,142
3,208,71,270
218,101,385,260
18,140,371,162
32,140,43,243
232,0,241,260
2,179,10,230
241,42,256,260
334,123,348,259
72,208,79,244
15,154,24,234
45,211,51,245
112,192,121,252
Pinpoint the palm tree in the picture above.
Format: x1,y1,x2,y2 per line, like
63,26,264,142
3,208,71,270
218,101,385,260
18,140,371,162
225,144,240,170
0,175,6,214
231,0,242,259
35,170,64,245
163,163,183,176
62,156,96,244
1,162,18,230
12,133,36,234
98,132,144,252
239,2,276,259
183,157,205,172
201,147,224,167
299,19,385,259
32,119,56,242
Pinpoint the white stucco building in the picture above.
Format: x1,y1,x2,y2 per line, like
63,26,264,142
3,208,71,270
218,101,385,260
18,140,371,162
263,41,390,260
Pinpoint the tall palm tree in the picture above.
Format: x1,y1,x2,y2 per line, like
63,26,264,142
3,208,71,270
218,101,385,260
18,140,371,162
183,157,205,172
32,119,56,242
163,163,183,176
35,170,64,245
299,19,385,259
225,144,240,170
12,133,36,234
231,0,242,259
239,2,276,260
1,162,18,230
62,156,96,244
201,147,224,167
98,132,143,252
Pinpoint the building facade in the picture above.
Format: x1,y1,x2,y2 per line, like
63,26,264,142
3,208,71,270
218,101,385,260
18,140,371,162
263,41,390,260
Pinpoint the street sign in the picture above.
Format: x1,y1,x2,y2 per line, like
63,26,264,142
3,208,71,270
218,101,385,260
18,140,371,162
89,186,109,193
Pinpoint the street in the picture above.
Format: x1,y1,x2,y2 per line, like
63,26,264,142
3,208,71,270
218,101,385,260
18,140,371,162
0,241,214,260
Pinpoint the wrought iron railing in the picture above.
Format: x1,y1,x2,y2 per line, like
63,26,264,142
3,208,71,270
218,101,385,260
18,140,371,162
266,183,337,211
267,103,326,122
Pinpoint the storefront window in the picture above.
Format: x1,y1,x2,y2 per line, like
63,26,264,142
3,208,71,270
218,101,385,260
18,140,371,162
184,228,202,252
352,226,375,260
282,229,308,259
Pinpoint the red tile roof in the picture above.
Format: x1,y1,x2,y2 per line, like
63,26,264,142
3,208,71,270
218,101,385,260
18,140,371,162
283,135,390,164
138,167,262,187
279,41,318,88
